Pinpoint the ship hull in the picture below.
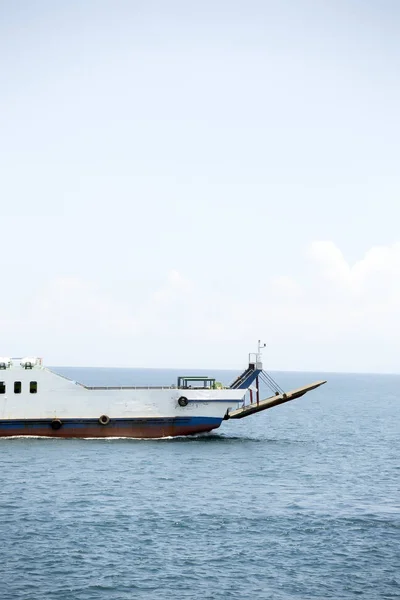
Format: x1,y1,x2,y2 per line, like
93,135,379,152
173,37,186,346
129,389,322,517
0,416,223,438
0,364,245,438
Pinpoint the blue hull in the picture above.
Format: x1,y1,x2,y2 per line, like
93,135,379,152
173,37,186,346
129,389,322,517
0,416,223,438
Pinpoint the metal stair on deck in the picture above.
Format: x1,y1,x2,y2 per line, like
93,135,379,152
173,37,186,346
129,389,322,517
230,367,253,389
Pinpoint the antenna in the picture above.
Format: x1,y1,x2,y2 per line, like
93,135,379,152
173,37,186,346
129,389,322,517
257,339,266,355
256,339,266,369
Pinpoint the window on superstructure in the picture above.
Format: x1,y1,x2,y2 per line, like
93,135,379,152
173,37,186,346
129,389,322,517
14,381,22,394
30,381,37,394
0,382,5,394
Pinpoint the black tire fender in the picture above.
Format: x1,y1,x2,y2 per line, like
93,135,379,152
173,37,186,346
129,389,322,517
51,419,62,430
178,396,188,407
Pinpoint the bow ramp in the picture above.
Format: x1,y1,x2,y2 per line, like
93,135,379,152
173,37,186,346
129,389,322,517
226,343,326,420
227,380,327,419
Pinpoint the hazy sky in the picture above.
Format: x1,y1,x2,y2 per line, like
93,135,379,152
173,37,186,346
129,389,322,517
1,0,399,371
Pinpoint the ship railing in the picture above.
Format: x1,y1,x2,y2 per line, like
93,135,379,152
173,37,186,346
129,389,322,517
4,357,43,368
82,385,183,390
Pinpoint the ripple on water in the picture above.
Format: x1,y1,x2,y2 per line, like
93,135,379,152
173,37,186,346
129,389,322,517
1,371,400,599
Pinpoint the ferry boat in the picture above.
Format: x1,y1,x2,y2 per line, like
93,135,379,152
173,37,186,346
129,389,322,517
0,345,326,438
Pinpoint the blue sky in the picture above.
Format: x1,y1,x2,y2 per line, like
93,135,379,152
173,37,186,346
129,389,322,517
1,1,399,371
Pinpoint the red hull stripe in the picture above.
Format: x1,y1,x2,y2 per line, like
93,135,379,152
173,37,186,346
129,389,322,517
0,417,222,438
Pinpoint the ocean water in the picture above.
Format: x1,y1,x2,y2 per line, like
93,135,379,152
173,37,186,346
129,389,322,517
0,368,399,600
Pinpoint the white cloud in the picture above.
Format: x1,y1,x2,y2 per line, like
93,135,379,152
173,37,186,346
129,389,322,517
3,242,400,371
309,241,351,287
276,241,400,371
309,240,400,299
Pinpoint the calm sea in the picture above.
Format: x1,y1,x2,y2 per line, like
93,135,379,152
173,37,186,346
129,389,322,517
0,368,399,600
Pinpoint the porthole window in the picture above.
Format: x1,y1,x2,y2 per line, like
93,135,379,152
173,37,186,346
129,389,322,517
30,381,37,394
0,382,5,394
14,381,22,394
